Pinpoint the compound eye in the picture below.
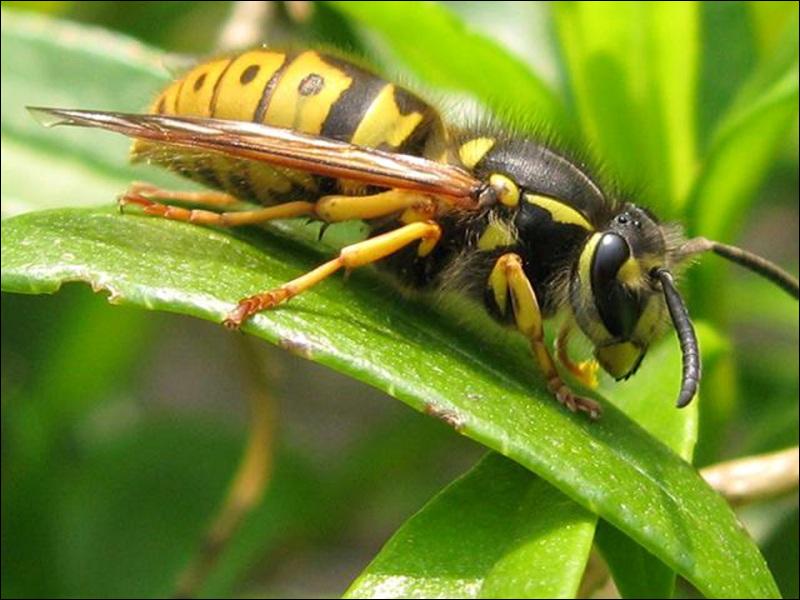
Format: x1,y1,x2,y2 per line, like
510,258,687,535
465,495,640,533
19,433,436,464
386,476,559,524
591,233,630,287
591,233,640,339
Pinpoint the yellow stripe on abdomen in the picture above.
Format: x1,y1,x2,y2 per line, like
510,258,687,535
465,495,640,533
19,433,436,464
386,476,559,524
350,84,424,148
175,58,233,117
263,50,353,134
151,79,182,114
212,50,288,120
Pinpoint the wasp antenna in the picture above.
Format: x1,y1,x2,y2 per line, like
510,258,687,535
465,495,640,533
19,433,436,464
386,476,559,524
681,237,799,299
654,268,700,408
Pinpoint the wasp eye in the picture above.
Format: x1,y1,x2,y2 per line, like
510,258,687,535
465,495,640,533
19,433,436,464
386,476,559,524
592,233,630,285
591,233,640,338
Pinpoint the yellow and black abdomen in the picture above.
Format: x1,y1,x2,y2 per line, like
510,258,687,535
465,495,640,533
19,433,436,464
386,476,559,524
133,49,443,205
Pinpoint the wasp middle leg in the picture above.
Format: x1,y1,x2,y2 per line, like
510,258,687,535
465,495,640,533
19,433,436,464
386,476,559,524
555,322,600,390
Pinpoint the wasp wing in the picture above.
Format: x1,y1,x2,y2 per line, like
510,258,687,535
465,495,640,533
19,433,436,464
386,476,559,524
28,108,482,207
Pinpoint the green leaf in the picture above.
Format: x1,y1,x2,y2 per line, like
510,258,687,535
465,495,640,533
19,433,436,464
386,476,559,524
592,324,717,599
687,14,798,315
1,208,780,598
696,2,757,149
761,508,800,599
344,453,596,599
325,0,567,131
749,1,799,58
595,525,676,600
553,2,700,214
200,413,466,597
1,11,781,599
0,8,186,215
689,17,799,242
2,412,243,598
1,288,156,465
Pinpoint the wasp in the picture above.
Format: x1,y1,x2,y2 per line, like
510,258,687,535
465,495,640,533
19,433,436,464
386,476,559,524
30,48,799,419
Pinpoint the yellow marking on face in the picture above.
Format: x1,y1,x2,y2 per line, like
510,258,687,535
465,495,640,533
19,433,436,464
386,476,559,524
524,194,594,230
633,294,665,340
458,137,495,168
617,255,641,285
576,233,614,344
578,233,602,294
489,173,519,207
351,84,424,148
595,342,642,379
477,220,516,251
176,59,233,117
264,50,352,134
212,50,288,120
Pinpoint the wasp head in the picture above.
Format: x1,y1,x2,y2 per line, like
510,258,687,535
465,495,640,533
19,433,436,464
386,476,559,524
569,204,679,382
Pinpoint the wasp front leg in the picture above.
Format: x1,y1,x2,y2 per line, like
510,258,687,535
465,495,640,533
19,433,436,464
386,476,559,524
224,221,441,328
555,322,600,390
488,253,602,419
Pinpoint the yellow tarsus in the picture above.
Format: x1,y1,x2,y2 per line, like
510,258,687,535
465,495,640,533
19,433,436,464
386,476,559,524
556,324,600,390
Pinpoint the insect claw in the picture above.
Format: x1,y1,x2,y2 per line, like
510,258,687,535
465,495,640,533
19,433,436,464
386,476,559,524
556,386,602,420
223,305,248,330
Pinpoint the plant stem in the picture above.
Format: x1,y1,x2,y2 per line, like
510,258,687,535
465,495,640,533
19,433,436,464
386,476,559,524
172,338,277,598
701,446,799,506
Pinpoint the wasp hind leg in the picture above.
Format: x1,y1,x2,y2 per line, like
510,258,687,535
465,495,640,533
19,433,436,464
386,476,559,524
224,221,441,329
119,182,316,227
120,185,435,227
124,182,242,208
488,253,602,419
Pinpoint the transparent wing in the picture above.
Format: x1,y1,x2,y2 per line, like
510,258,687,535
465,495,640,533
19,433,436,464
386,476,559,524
29,107,482,207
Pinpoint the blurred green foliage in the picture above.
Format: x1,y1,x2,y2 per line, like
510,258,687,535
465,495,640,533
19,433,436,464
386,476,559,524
2,2,797,598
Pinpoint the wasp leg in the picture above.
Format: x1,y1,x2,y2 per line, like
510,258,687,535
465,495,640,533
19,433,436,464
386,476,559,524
120,186,434,227
119,187,316,227
488,253,602,419
125,182,243,208
555,323,600,390
315,189,435,222
224,221,441,328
